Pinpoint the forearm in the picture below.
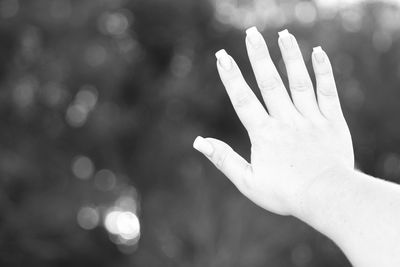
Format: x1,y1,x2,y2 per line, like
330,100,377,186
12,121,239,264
298,165,400,267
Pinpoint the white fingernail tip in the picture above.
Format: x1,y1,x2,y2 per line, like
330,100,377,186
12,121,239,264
193,136,214,156
215,49,228,59
313,46,323,53
215,49,232,71
278,29,293,50
245,26,258,35
313,46,325,63
278,29,290,37
246,26,261,47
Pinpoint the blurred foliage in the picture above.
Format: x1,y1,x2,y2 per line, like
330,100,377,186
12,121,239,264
0,0,400,266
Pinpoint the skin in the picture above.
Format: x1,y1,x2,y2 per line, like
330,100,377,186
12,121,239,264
193,28,400,267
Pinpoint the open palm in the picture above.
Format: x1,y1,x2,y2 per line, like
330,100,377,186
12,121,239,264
194,28,354,216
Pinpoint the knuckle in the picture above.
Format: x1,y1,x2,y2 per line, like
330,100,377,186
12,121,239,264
241,165,254,189
318,85,337,97
232,90,253,108
250,45,270,62
315,62,333,75
244,164,253,180
285,49,302,61
316,67,332,76
215,147,230,169
258,75,281,91
224,71,241,83
252,49,270,62
291,80,313,92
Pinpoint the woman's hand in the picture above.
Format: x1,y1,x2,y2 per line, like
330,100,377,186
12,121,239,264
194,28,400,267
193,28,354,216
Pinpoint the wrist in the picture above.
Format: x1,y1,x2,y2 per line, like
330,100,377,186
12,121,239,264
293,164,356,225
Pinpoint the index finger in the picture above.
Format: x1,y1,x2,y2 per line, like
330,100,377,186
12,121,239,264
215,49,270,133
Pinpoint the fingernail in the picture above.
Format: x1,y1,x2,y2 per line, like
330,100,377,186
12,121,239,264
313,46,325,63
278,29,293,50
215,49,232,71
193,136,214,157
246,26,261,48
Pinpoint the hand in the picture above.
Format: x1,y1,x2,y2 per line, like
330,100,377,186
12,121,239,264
193,28,354,216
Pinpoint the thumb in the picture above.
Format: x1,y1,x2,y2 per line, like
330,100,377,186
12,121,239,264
193,136,252,191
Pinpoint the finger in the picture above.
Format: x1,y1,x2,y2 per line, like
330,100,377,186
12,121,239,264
278,29,321,119
245,27,298,120
215,49,270,133
193,136,252,191
312,46,344,121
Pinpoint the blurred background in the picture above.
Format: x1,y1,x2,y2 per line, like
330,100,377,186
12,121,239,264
0,0,399,266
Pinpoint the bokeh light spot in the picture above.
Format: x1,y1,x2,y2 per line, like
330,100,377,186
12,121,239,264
72,155,94,179
116,195,138,214
116,212,140,240
372,30,392,52
104,210,120,235
104,208,140,243
77,206,99,230
13,75,38,109
66,104,88,127
76,85,98,111
98,11,130,36
341,8,363,32
295,2,317,25
94,169,116,191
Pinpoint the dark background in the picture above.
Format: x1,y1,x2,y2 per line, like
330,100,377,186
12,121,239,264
0,0,400,266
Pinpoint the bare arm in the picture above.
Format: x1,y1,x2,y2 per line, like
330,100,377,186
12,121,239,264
301,165,400,267
193,27,400,266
